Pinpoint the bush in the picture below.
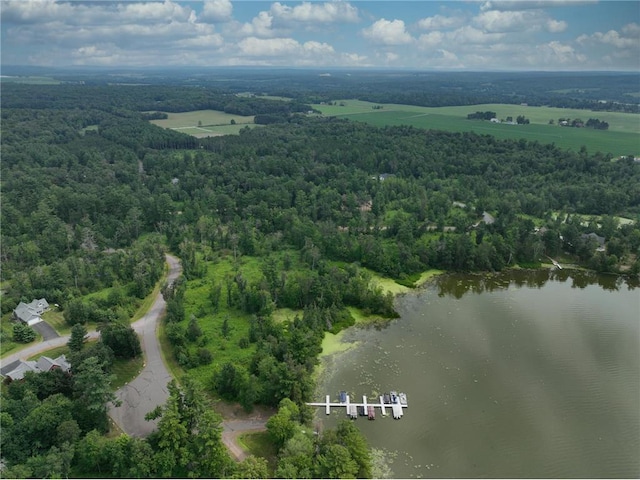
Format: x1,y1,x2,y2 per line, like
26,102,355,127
12,322,36,343
197,348,213,366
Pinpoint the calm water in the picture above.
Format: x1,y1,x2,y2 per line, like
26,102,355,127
317,270,640,478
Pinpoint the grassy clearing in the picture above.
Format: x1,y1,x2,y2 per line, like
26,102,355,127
111,355,145,389
42,308,70,334
180,256,264,386
0,76,61,85
157,321,185,381
271,307,303,324
150,110,255,129
313,100,640,156
179,123,263,138
27,344,71,361
237,431,278,474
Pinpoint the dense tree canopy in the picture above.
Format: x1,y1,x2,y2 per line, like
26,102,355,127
1,78,638,478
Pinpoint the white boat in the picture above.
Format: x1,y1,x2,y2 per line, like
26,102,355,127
399,392,407,405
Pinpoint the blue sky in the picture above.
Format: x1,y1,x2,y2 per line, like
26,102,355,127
1,1,639,70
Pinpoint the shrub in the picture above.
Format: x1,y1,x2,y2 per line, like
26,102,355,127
13,322,36,343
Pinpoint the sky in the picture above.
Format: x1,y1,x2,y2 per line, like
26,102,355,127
1,0,639,71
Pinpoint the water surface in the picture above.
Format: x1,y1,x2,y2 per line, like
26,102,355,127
317,270,640,478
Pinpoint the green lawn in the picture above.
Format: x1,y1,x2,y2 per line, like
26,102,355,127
237,431,278,474
42,308,70,335
150,110,255,129
111,355,145,389
150,110,263,137
27,341,144,390
313,100,640,156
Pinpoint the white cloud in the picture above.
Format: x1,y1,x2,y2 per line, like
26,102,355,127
269,2,359,24
474,10,542,33
417,14,465,30
534,40,587,66
577,23,640,50
1,0,74,24
238,11,276,38
546,19,568,33
200,0,233,23
237,37,300,57
362,19,413,45
481,1,597,12
418,31,444,49
117,1,192,24
237,37,334,58
622,22,640,36
449,25,506,45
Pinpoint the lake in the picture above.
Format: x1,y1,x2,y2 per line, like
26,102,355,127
317,270,640,478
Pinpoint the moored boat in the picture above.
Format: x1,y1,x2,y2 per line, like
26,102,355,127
399,392,407,405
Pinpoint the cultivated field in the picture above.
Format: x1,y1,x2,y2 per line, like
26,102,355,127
150,109,256,137
313,100,640,156
0,75,61,85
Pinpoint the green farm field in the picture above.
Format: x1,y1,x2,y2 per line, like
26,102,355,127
150,109,255,135
0,76,61,85
313,100,640,156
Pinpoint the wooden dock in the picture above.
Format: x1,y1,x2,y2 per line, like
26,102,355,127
306,392,408,420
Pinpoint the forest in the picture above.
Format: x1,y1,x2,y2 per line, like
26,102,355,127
1,78,639,478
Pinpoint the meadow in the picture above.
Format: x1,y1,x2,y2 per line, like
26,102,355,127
313,100,640,157
0,76,61,85
150,110,260,137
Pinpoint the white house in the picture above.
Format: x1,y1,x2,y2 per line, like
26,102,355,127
12,298,49,326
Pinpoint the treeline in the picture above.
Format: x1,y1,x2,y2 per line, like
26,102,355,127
467,111,496,120
0,83,313,117
586,118,609,129
558,117,609,129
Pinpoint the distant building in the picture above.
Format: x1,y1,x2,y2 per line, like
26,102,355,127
482,211,496,225
581,232,606,252
13,298,49,326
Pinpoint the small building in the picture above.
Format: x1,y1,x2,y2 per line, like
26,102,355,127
13,298,49,326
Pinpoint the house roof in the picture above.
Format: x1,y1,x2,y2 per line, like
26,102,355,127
4,360,39,381
4,354,71,381
13,298,48,323
581,232,605,246
13,302,40,323
482,211,496,225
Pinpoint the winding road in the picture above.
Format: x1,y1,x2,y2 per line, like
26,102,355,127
108,253,181,437
2,254,267,456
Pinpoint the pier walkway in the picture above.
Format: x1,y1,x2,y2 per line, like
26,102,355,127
307,393,408,419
